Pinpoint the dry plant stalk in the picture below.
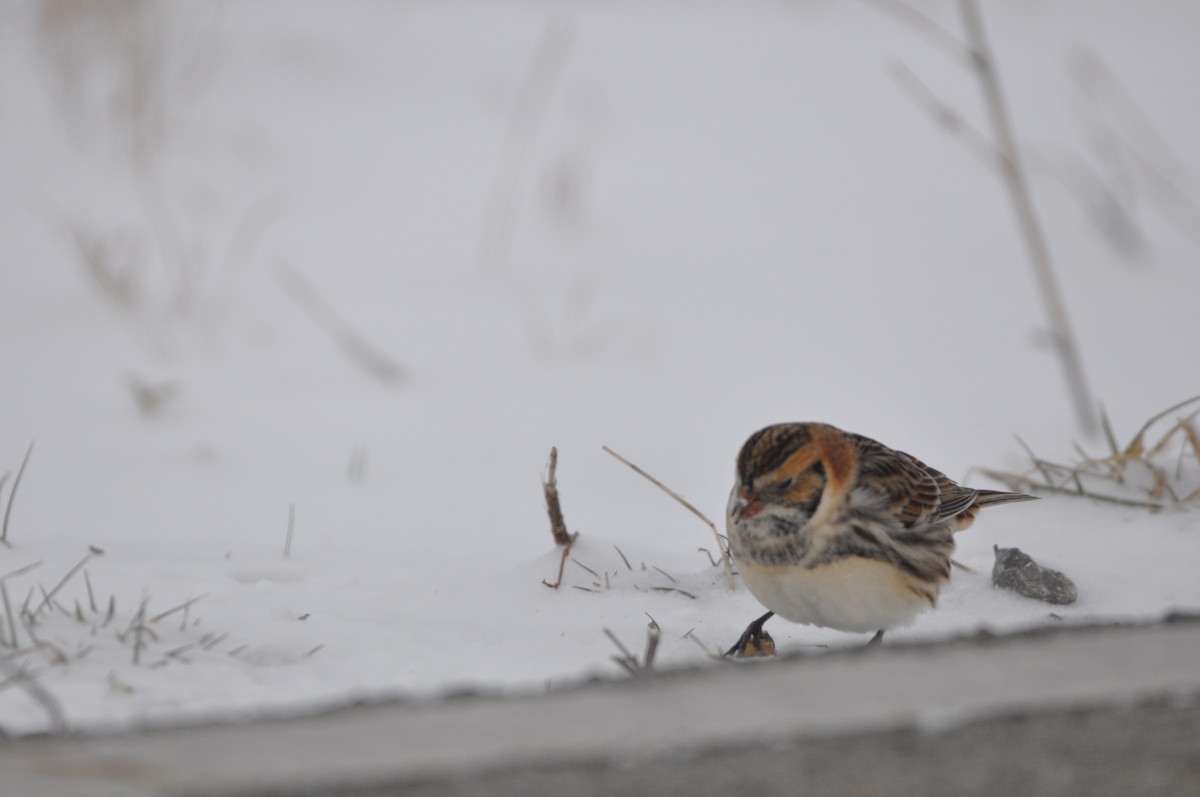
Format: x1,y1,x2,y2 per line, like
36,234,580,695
602,446,735,590
980,395,1200,511
604,618,660,676
542,447,572,546
871,0,1096,433
541,537,578,590
541,447,580,588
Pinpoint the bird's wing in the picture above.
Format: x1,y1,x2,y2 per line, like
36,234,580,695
851,434,977,527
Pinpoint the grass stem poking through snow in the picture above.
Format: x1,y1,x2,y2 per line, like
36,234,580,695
32,552,93,619
149,594,208,625
542,447,573,546
131,595,149,665
284,503,295,559
84,569,97,613
602,445,735,589
1,441,35,547
541,447,580,588
1,581,17,649
603,618,661,676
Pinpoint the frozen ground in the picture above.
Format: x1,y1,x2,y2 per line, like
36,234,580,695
1,1,1199,737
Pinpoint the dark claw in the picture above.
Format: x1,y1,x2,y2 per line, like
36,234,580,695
726,610,776,657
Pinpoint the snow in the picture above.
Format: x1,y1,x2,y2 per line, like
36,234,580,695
1,0,1199,738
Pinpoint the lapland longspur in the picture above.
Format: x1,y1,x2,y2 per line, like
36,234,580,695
725,422,1036,656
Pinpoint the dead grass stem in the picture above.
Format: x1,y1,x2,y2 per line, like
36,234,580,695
602,445,735,589
980,395,1200,511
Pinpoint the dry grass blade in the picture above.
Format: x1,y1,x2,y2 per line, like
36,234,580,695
1120,394,1200,458
2,560,43,582
32,553,93,619
1,580,17,649
131,595,149,665
652,586,697,600
642,616,661,669
602,445,735,589
984,396,1200,512
651,565,676,583
2,441,35,547
603,619,660,676
571,559,600,578
279,266,405,386
148,593,208,625
603,627,638,674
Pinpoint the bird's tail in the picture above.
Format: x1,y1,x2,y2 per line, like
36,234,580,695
974,489,1039,507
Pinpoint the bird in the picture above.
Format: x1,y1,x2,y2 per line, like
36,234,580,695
724,422,1036,656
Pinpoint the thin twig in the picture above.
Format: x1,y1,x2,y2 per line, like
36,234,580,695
602,445,735,590
652,586,697,600
642,616,661,669
613,544,633,571
2,442,34,547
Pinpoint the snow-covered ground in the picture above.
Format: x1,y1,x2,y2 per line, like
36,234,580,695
1,1,1198,737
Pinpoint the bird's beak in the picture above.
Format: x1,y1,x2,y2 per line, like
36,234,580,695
734,486,764,522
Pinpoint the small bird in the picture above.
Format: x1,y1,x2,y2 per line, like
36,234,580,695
725,422,1036,656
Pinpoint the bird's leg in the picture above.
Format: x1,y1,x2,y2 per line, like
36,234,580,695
726,611,776,657
867,629,884,646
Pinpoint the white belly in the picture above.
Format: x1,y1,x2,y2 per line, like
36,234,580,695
737,557,938,633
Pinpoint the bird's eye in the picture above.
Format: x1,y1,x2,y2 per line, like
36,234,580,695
774,477,794,492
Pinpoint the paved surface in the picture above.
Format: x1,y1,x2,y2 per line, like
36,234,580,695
3,617,1200,796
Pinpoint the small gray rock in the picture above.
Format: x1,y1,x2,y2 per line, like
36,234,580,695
992,545,1078,605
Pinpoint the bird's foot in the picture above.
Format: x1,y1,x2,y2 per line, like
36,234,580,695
725,611,776,657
